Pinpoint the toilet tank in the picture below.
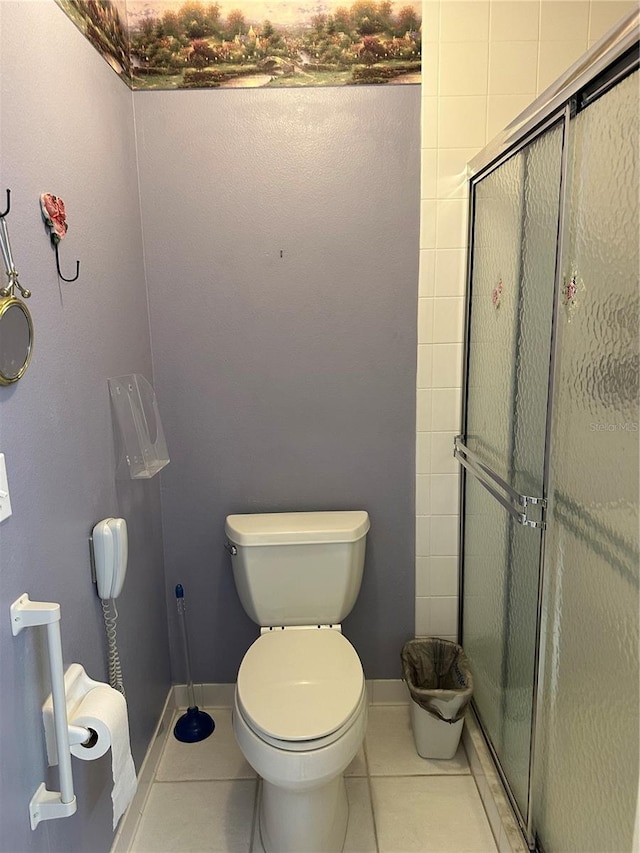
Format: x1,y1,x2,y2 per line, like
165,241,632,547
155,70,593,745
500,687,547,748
224,511,370,628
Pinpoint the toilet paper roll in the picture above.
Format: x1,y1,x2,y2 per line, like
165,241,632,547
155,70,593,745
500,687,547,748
70,686,118,760
70,686,138,829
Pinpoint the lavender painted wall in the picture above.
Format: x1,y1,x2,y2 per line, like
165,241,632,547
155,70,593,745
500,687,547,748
135,87,419,683
0,3,170,852
0,5,419,847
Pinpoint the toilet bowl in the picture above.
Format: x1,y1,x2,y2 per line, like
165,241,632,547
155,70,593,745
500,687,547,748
225,510,370,853
232,628,367,852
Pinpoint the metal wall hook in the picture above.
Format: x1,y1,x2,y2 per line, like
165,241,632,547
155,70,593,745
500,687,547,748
0,192,30,298
55,244,80,282
41,194,80,283
0,189,10,218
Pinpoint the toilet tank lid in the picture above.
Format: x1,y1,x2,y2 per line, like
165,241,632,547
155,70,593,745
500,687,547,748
225,511,370,546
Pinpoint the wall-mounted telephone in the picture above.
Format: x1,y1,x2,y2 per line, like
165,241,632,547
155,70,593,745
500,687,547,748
90,517,129,696
92,518,128,599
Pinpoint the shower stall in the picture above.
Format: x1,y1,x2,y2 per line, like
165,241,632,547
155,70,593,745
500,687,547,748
456,13,639,852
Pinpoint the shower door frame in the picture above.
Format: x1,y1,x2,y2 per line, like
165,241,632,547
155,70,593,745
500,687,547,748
456,13,640,850
458,104,569,853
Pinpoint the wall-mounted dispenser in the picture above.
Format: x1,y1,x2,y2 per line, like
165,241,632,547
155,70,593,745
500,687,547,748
108,374,169,479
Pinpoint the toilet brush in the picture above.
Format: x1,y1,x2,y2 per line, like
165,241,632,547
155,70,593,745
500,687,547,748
173,584,215,743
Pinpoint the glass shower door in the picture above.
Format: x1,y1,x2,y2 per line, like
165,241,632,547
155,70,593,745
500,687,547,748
459,120,565,832
532,69,640,853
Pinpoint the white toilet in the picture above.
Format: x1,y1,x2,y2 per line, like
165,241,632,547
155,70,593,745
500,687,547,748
224,510,370,853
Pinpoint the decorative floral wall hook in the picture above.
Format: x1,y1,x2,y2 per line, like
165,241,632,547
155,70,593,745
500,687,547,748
40,194,80,282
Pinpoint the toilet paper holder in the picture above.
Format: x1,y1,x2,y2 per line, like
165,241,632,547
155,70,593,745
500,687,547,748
10,594,97,830
42,663,102,765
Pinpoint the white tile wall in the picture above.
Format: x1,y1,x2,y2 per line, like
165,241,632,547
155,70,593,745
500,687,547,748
440,42,489,95
418,248,436,295
416,0,636,640
417,296,434,341
537,39,588,90
420,149,438,199
436,150,475,200
430,473,459,513
489,2,540,42
431,343,463,387
440,1,490,41
486,93,533,138
588,0,637,41
432,297,464,342
539,0,590,41
489,41,538,93
438,95,488,147
435,247,466,295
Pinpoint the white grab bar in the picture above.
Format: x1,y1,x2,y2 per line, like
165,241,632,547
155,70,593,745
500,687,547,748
10,594,90,830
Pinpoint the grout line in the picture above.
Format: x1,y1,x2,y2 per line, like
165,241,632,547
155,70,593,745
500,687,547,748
368,769,471,777
152,776,258,784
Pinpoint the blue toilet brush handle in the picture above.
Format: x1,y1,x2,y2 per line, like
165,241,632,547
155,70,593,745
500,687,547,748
175,584,197,710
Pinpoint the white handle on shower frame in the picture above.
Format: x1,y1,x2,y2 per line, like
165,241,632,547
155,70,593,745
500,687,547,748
10,594,80,830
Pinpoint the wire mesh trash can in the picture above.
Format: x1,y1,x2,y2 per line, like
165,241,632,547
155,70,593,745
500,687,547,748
401,638,473,759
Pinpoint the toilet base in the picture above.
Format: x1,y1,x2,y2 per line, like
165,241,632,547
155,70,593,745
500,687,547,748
259,773,348,853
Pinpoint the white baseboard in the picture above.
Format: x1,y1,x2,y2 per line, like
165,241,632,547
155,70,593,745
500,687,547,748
368,678,410,704
174,679,410,709
173,682,236,708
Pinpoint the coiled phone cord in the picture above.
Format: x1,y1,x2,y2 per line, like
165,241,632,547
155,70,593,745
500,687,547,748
101,598,125,697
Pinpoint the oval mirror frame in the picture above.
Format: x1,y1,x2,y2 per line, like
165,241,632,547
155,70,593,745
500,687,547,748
0,295,34,385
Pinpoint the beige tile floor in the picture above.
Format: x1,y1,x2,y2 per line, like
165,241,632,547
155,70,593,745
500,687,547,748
130,705,497,853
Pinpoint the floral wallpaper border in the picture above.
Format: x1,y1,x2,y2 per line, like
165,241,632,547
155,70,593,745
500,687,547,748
54,0,422,90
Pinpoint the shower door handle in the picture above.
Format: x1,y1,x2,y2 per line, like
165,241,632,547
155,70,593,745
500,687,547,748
454,436,546,529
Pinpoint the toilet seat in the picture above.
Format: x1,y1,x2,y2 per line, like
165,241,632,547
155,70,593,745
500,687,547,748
237,629,365,751
237,685,367,753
